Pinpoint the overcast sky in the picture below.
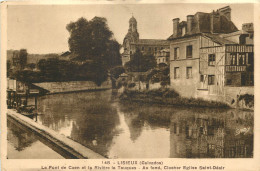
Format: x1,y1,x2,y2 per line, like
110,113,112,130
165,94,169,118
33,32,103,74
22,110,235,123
7,3,254,54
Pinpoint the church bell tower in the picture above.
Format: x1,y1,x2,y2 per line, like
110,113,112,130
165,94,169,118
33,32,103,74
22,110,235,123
122,16,140,66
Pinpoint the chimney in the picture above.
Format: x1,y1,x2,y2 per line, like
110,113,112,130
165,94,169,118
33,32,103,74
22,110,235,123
186,15,194,35
172,18,180,37
217,6,231,21
210,12,221,33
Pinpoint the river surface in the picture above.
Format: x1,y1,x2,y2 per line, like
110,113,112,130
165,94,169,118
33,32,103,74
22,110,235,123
15,90,253,158
7,119,64,159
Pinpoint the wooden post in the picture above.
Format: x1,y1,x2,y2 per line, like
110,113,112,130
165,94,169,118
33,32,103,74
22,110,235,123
35,95,38,110
25,89,28,106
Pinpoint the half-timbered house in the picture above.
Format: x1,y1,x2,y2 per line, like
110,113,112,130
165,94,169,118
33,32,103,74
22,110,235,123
168,6,254,103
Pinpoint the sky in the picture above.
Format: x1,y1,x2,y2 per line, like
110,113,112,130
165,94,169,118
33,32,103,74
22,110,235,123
7,3,254,54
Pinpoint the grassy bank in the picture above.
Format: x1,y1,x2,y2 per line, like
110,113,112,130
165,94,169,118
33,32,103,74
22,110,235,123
119,88,230,108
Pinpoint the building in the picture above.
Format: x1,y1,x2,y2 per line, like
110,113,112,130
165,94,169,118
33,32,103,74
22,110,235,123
168,6,254,104
155,48,170,65
122,16,169,66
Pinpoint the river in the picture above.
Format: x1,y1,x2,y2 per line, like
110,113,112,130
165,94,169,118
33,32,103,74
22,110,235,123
8,90,253,158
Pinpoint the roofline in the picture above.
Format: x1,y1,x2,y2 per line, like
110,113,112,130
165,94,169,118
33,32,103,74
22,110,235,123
168,33,237,45
167,33,202,41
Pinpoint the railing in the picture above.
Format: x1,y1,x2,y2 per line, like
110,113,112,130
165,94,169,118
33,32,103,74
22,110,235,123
225,65,247,72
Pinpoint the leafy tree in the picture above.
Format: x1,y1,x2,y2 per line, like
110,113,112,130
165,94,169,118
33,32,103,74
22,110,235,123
7,60,12,77
19,49,28,69
125,49,156,72
26,63,36,70
66,17,121,67
110,66,125,79
66,16,121,85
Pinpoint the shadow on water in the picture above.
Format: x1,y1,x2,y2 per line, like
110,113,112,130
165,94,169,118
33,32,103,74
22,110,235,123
118,102,253,158
7,117,77,159
28,90,253,158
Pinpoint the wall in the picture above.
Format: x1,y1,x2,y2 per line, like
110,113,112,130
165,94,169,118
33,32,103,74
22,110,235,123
225,72,242,86
199,46,226,96
33,80,111,94
170,36,200,97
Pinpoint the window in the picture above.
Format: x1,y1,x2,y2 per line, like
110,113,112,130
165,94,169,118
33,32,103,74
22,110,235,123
208,54,216,66
231,53,237,65
226,79,232,85
166,52,170,57
130,51,132,55
161,47,164,50
149,47,151,51
239,53,246,65
174,67,180,79
208,75,215,85
141,47,144,51
200,75,204,82
186,45,192,58
155,47,157,52
248,53,254,65
174,47,180,60
186,67,192,79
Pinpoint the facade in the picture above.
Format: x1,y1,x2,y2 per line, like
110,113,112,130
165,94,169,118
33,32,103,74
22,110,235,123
122,16,169,66
155,48,170,65
168,6,254,103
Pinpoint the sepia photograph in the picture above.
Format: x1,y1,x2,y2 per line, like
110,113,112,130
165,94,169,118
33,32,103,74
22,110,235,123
1,1,259,170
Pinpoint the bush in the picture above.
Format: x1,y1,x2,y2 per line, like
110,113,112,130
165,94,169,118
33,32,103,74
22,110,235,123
128,82,136,88
238,94,254,107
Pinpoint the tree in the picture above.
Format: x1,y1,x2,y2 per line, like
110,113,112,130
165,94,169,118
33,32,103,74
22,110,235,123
66,16,122,85
125,49,156,72
19,49,28,69
27,63,36,70
66,17,121,67
110,66,125,79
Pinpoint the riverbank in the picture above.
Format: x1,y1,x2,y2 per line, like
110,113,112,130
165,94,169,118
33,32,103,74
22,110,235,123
7,109,105,159
33,80,111,94
119,89,231,109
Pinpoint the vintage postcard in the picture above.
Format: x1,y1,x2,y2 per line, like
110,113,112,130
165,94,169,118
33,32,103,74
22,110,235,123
1,1,260,171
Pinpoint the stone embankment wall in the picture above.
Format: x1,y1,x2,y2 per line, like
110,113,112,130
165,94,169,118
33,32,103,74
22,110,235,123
7,109,105,159
33,80,111,94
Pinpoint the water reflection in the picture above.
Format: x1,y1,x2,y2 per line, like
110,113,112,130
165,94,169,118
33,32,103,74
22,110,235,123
32,91,253,158
169,108,253,158
36,90,120,157
7,119,64,159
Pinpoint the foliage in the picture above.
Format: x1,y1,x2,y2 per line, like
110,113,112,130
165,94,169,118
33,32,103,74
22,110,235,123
7,60,11,77
19,49,28,69
36,58,108,85
66,17,121,67
65,16,122,85
120,88,229,108
128,82,136,88
26,63,36,70
124,49,156,72
238,94,254,108
148,65,170,84
110,66,125,79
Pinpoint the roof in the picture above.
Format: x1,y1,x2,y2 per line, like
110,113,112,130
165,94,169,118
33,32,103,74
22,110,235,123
167,33,201,41
134,39,169,45
167,32,236,45
168,7,238,40
203,33,237,45
129,16,137,23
